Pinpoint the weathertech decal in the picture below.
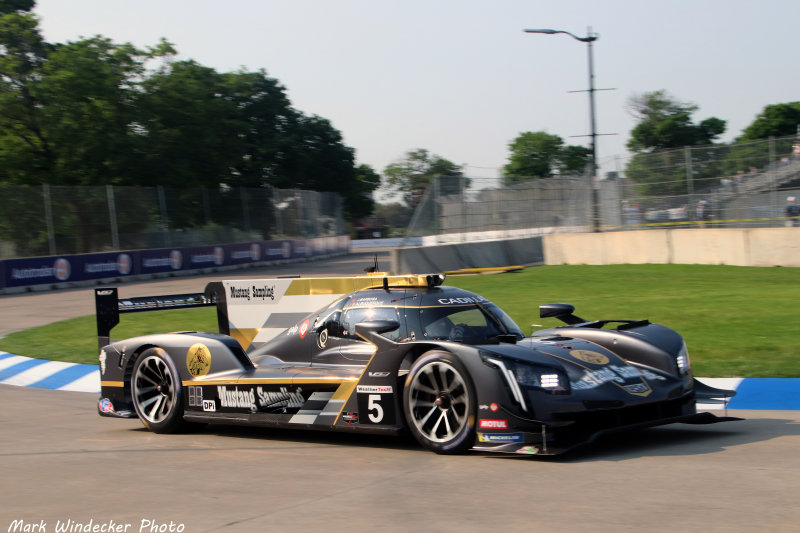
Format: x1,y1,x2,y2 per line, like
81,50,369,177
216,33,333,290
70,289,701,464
356,385,393,394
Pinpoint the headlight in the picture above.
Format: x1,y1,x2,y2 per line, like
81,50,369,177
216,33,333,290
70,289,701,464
677,342,691,375
481,351,569,398
513,363,570,394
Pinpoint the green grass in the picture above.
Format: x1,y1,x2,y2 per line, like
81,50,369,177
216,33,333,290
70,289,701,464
1,264,798,377
447,265,800,378
0,307,218,365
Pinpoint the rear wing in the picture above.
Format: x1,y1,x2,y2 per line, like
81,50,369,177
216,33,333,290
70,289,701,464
95,273,445,352
94,286,223,351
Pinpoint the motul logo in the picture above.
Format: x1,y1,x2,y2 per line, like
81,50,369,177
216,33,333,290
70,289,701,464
479,419,509,429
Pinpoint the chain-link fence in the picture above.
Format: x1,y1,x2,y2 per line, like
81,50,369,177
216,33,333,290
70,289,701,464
606,135,800,229
405,175,592,240
406,135,800,240
0,185,345,259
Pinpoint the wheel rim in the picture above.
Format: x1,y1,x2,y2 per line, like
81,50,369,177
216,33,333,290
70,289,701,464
407,360,470,443
133,355,177,424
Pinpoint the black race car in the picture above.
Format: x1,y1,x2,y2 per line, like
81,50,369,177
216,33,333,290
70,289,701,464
95,273,738,455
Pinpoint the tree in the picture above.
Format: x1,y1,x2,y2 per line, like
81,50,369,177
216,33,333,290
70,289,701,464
347,164,380,219
502,131,590,185
221,69,296,188
383,149,462,207
717,102,800,177
39,38,165,186
737,102,800,141
625,91,727,196
626,90,725,152
0,7,377,250
137,58,242,188
0,1,35,14
0,3,49,183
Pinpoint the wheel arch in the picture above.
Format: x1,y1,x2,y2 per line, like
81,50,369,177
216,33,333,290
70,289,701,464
122,343,163,405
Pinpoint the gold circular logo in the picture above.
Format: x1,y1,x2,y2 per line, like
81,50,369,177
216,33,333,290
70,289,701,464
570,349,609,365
187,343,211,377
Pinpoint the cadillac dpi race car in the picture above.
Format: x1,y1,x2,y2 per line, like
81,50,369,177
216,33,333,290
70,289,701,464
95,273,739,455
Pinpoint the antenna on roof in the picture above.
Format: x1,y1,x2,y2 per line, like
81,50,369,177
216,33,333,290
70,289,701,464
364,254,379,273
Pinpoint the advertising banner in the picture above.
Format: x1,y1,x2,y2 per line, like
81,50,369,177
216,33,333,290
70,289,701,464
1,236,351,290
2,252,136,289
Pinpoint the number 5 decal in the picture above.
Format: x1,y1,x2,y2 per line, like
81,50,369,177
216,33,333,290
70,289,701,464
367,394,383,423
356,385,396,425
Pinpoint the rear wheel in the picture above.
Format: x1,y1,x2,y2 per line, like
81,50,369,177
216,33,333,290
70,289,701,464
131,348,188,433
403,351,476,454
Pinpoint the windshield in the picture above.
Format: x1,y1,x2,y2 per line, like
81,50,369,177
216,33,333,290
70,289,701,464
419,302,524,343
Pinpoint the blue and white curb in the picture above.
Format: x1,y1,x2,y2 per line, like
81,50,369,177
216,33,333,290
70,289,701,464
1,352,799,409
701,377,800,410
0,352,99,393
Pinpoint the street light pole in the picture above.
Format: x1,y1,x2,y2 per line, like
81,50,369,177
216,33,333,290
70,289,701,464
524,27,603,232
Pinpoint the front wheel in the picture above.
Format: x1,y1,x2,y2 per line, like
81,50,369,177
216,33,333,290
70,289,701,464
131,347,189,433
403,351,476,454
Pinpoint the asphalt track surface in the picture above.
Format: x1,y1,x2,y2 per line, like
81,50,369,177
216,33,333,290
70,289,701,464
2,252,800,532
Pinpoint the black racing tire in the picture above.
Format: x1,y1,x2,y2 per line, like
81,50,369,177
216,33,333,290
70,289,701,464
403,350,476,454
131,347,189,433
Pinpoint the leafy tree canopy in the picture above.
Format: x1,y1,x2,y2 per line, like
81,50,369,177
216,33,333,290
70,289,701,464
0,9,378,220
624,91,728,197
0,0,34,15
626,90,726,153
383,148,462,207
502,131,590,185
737,102,800,141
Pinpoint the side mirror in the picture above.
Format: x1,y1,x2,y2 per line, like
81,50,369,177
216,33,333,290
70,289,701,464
539,303,586,325
539,303,575,318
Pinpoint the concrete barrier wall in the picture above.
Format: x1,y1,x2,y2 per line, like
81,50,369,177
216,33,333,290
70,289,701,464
391,236,544,273
392,228,800,273
543,228,800,267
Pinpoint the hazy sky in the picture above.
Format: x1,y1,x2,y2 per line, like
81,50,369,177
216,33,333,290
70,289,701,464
33,0,800,182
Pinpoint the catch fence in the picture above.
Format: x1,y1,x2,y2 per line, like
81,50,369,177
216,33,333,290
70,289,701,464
406,135,800,240
0,185,345,259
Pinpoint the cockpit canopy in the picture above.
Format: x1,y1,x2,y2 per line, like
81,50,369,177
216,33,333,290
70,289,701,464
419,299,524,343
316,286,524,344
